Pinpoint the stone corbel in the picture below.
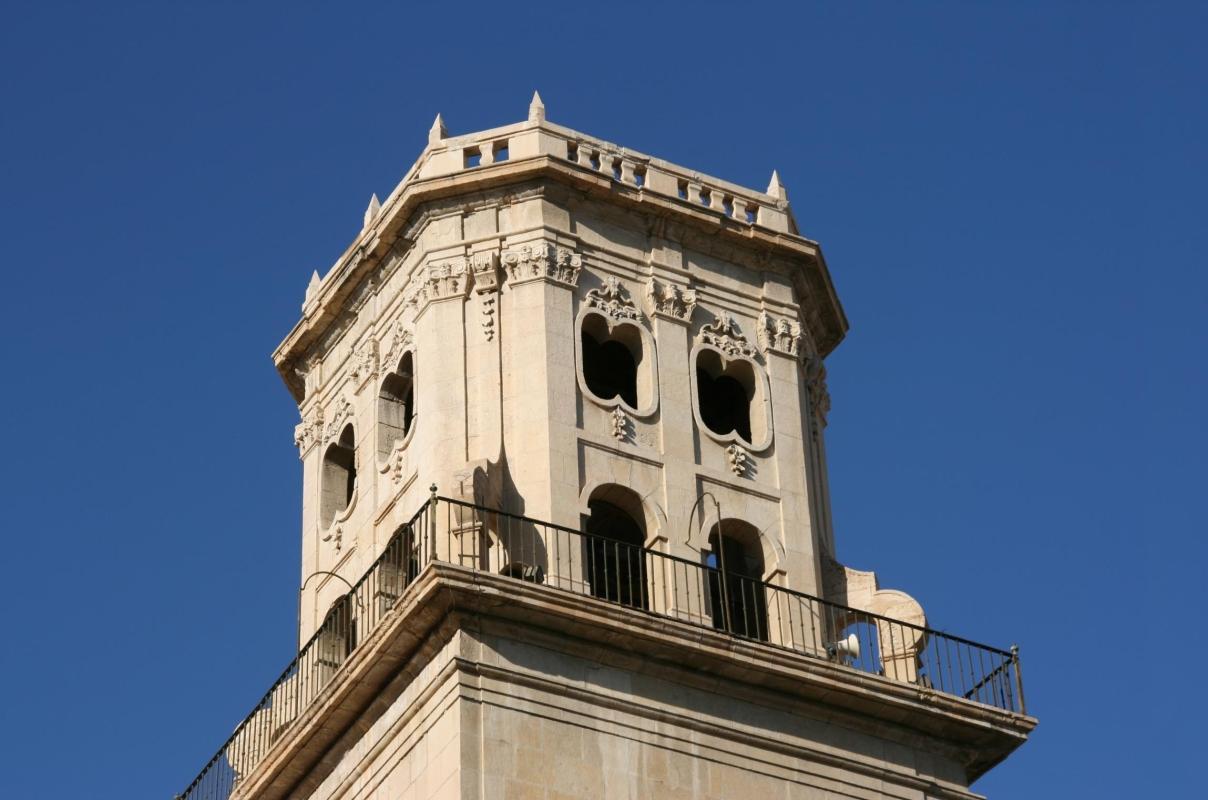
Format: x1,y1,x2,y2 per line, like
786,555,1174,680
501,242,581,288
646,278,696,324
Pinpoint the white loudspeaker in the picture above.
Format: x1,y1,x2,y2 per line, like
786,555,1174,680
828,633,861,661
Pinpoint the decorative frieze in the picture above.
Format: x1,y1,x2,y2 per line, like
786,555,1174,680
501,243,581,287
699,313,758,360
584,276,640,322
646,278,696,323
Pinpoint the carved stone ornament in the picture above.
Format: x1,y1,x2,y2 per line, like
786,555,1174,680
324,396,355,440
349,337,379,392
610,407,629,441
699,313,758,360
501,243,581,286
293,403,325,455
584,276,641,322
725,443,751,478
411,256,469,313
471,251,502,341
758,311,804,359
805,355,831,430
383,319,414,362
323,525,343,553
646,278,696,323
378,442,407,485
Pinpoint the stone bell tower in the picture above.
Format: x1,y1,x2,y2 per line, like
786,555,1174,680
178,94,1033,800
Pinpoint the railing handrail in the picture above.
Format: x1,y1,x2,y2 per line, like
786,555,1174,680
436,495,1016,659
179,494,1025,799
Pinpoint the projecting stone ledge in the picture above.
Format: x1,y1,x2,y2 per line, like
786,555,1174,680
232,565,1034,800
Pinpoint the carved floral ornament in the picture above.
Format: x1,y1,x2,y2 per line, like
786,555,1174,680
324,396,355,440
383,318,414,363
349,337,379,391
699,313,758,360
584,276,641,322
293,403,325,454
646,278,696,323
501,242,581,286
471,251,502,341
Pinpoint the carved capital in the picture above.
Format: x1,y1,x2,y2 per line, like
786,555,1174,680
501,243,581,287
412,256,470,314
699,313,758,360
584,276,641,322
646,278,696,323
758,311,806,359
293,403,325,456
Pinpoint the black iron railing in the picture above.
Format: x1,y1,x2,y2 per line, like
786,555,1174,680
178,495,1025,799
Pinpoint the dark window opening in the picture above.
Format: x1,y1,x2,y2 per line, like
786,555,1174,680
378,353,415,458
321,424,356,525
464,147,482,168
493,141,509,162
585,499,648,609
581,322,639,408
696,353,753,442
633,166,646,187
706,523,768,640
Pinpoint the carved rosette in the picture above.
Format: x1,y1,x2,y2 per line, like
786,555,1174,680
293,403,325,456
501,243,581,287
725,443,751,478
324,396,355,441
584,276,641,322
646,278,696,323
349,337,379,393
699,313,758,360
471,251,502,341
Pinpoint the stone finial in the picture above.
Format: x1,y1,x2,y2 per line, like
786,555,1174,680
767,170,788,201
528,91,546,122
429,113,447,145
304,270,321,305
363,193,381,228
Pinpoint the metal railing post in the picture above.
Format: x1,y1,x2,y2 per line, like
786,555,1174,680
1011,644,1026,714
428,484,438,564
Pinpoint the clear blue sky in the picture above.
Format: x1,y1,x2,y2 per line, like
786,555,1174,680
1,2,1203,797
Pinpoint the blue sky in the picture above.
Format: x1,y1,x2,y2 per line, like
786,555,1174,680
1,2,1204,797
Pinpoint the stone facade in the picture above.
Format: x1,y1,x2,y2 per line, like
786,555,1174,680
246,94,1033,800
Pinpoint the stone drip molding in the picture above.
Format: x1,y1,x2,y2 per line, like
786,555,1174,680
646,278,697,323
501,242,581,287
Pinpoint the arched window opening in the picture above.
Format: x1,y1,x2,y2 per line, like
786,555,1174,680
584,492,648,610
580,314,641,408
377,352,415,459
316,594,357,675
706,520,768,641
696,350,755,443
321,424,356,526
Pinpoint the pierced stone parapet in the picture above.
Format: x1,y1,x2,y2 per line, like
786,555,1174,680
501,242,581,287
